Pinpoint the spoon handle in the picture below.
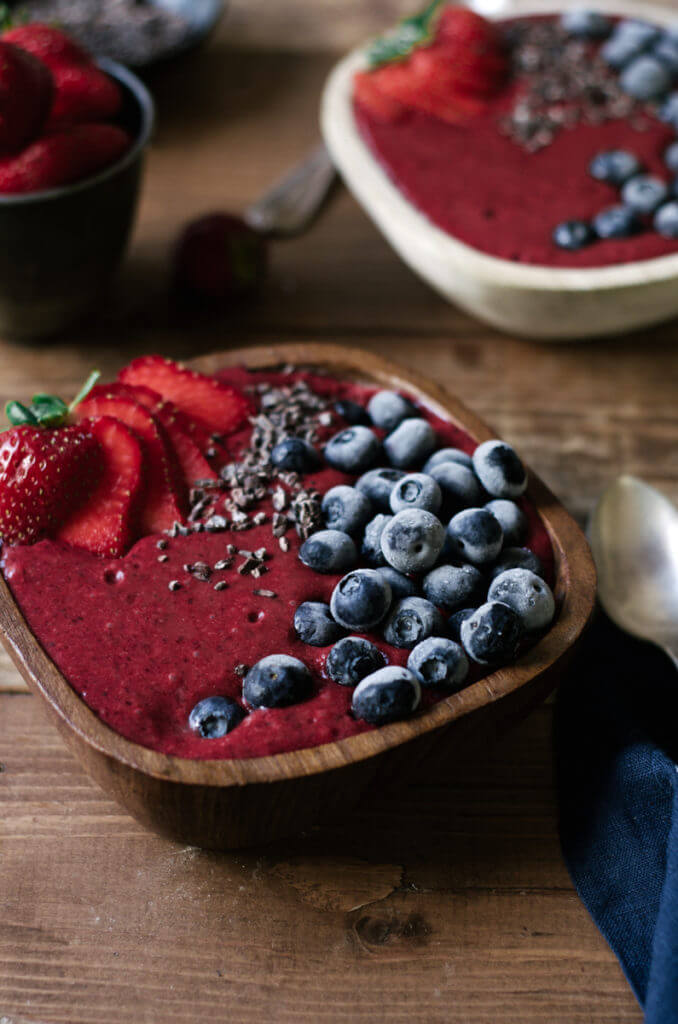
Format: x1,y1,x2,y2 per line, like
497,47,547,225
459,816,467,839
243,144,336,239
663,643,678,671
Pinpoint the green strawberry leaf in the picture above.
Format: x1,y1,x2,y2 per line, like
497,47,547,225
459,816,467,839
30,394,69,427
5,401,39,427
367,0,445,69
2,370,101,432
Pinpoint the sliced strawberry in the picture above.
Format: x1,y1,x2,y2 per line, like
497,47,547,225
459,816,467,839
0,425,100,545
118,356,253,438
354,71,406,123
73,388,187,534
57,416,143,557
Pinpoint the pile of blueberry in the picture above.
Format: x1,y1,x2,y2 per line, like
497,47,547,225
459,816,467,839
554,11,678,249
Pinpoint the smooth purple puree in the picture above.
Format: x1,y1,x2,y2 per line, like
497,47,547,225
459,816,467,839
2,368,553,760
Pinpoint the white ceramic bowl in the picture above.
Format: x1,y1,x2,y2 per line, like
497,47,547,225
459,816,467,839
321,0,678,340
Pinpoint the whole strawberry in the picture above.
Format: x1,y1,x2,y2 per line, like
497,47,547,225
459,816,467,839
0,41,54,153
173,213,268,302
0,123,132,194
2,23,91,70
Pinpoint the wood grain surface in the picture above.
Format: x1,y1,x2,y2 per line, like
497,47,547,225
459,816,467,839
0,0,673,1018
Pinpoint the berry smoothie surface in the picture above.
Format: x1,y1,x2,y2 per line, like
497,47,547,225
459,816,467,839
2,368,553,761
354,14,678,268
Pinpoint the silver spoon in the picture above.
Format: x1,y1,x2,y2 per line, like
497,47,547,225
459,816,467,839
244,144,336,238
590,475,678,669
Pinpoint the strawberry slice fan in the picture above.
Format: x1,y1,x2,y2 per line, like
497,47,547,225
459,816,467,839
0,358,252,558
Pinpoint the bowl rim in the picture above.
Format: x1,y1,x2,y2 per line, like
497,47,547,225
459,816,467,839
0,58,155,207
320,0,678,293
0,344,597,788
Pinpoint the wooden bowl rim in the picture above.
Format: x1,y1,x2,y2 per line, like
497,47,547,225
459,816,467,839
0,342,597,788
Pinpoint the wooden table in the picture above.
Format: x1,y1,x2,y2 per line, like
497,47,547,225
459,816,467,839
1,3,676,1020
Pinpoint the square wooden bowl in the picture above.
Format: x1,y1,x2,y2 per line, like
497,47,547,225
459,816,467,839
0,344,596,848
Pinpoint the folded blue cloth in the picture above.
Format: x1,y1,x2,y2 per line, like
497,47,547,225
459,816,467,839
556,612,678,1022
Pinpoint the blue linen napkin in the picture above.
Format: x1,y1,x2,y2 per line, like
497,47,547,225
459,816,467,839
555,611,678,1022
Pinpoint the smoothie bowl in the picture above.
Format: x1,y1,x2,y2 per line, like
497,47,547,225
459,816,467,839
0,344,595,847
321,0,678,339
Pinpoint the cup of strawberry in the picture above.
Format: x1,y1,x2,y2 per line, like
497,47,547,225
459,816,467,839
0,22,154,340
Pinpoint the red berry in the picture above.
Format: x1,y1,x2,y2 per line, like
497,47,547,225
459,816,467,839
3,24,91,70
0,41,54,153
173,213,268,301
48,64,122,126
0,123,131,194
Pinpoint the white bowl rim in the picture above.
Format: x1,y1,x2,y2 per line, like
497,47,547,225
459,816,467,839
321,0,678,293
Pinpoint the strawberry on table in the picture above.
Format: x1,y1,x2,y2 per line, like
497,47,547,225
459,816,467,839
172,213,268,302
0,123,131,194
57,416,144,557
0,41,54,153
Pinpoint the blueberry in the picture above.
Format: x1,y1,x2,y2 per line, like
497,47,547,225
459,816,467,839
293,602,344,646
389,472,442,514
408,636,469,690
362,513,393,567
622,174,670,215
592,204,641,239
330,569,392,631
271,437,320,474
448,607,476,642
659,92,678,128
560,9,611,38
615,20,661,46
460,601,523,666
488,569,556,632
243,655,313,708
326,636,385,686
367,390,417,431
322,485,373,536
429,461,484,513
383,597,445,649
654,200,678,237
324,425,380,474
422,563,484,611
356,467,405,510
188,696,245,738
552,220,595,251
664,141,678,173
334,399,370,425
351,666,421,724
383,418,437,469
484,499,527,547
490,546,545,580
299,529,357,574
601,25,655,69
422,447,473,473
589,149,642,186
446,508,503,566
380,508,446,573
473,439,527,499
376,566,419,601
620,56,672,100
654,35,678,73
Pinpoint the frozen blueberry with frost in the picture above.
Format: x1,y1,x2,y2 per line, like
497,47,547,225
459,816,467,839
488,569,555,632
322,485,373,536
334,399,370,425
330,569,392,631
423,447,473,473
189,696,245,738
589,150,642,186
389,472,442,515
422,563,484,612
484,499,527,548
270,437,320,474
622,175,670,215
294,602,344,647
654,35,678,73
654,200,678,238
553,220,594,251
383,418,437,469
560,9,611,38
490,546,545,580
356,467,405,510
243,655,313,709
447,508,503,566
620,56,672,101
664,141,678,174
448,607,476,643
383,596,445,649
351,666,421,725
380,508,446,574
324,425,380,474
460,602,523,666
326,636,385,687
429,461,484,513
601,27,654,70
367,390,417,432
376,566,419,602
660,93,678,129
299,529,357,574
592,205,641,239
473,440,527,499
362,513,393,567
615,19,661,46
408,637,469,690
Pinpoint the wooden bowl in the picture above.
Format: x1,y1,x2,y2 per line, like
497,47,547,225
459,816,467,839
0,344,596,848
320,0,678,340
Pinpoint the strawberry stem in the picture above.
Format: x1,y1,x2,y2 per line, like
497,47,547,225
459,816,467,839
69,370,101,412
367,0,445,69
3,370,101,431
